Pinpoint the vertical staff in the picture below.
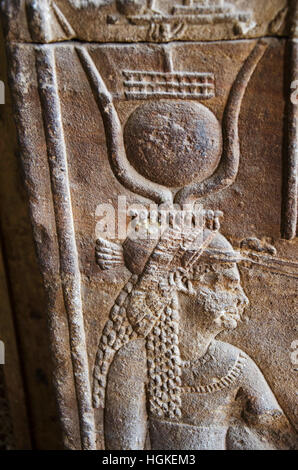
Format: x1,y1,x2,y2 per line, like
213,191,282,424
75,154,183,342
283,0,298,240
35,46,96,450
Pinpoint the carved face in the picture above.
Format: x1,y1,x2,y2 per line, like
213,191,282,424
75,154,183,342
182,262,249,332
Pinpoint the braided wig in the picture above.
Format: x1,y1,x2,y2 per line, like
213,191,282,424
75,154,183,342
93,222,241,420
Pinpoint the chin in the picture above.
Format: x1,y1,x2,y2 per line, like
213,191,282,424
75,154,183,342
224,319,239,330
216,314,239,330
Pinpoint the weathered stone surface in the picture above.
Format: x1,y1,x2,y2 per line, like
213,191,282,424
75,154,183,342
124,101,222,187
1,0,297,451
2,0,290,43
0,24,63,449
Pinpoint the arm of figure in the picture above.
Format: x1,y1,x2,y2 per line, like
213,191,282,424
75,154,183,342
229,354,297,450
104,339,148,450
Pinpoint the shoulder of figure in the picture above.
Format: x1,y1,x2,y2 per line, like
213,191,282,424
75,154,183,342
213,340,246,361
215,341,281,410
214,340,263,375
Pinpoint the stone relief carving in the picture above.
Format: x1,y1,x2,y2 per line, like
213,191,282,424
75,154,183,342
2,0,297,452
74,31,297,449
94,213,297,449
77,41,267,203
110,0,255,40
2,1,289,43
282,0,298,240
34,32,298,449
122,69,215,101
92,192,298,450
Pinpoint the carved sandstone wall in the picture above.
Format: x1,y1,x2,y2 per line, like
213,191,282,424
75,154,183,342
0,0,297,450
